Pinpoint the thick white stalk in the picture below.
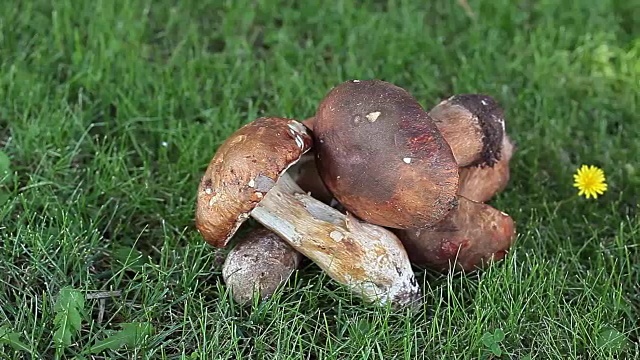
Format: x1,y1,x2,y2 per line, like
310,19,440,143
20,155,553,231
250,173,420,307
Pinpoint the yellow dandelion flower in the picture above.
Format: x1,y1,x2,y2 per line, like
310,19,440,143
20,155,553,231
573,165,607,199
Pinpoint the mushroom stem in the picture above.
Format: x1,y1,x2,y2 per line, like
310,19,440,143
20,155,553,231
250,173,420,307
223,227,304,305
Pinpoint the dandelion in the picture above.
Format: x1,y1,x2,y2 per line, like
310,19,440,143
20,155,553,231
573,165,607,199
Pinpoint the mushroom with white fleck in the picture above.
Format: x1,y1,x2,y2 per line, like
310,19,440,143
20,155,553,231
311,79,460,230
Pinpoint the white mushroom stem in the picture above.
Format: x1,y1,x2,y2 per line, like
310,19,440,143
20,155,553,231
250,173,420,307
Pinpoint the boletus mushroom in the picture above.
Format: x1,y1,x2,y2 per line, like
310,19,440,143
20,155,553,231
196,117,419,307
223,226,303,304
312,79,459,229
428,94,505,168
458,134,516,203
195,116,313,247
427,93,515,202
396,196,516,272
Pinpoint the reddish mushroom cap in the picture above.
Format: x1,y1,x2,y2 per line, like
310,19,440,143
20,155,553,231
312,79,459,229
397,196,516,272
195,117,312,248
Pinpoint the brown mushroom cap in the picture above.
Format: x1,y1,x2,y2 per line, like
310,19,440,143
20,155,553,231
396,196,516,272
458,134,515,203
222,227,303,304
312,79,459,229
195,117,312,248
429,94,505,167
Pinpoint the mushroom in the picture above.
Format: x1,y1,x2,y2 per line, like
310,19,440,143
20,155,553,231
222,226,304,304
426,94,515,202
396,196,516,272
196,116,420,307
458,134,516,203
312,79,459,230
428,94,505,167
195,116,313,247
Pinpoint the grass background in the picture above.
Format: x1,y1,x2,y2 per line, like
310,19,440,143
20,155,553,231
0,0,638,358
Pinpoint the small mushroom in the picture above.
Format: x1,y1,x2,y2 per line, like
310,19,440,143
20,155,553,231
428,94,505,167
196,116,419,306
222,227,303,304
312,79,459,229
458,135,516,203
396,196,516,272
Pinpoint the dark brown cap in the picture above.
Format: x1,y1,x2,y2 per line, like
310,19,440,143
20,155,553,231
397,196,516,272
429,94,505,167
312,79,459,229
195,117,312,248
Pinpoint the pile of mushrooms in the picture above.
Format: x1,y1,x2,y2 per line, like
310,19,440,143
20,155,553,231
195,80,517,308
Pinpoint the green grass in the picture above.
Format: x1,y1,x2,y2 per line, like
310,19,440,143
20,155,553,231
1,0,639,358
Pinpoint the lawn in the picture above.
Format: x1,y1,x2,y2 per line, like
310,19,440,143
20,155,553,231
1,0,639,358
